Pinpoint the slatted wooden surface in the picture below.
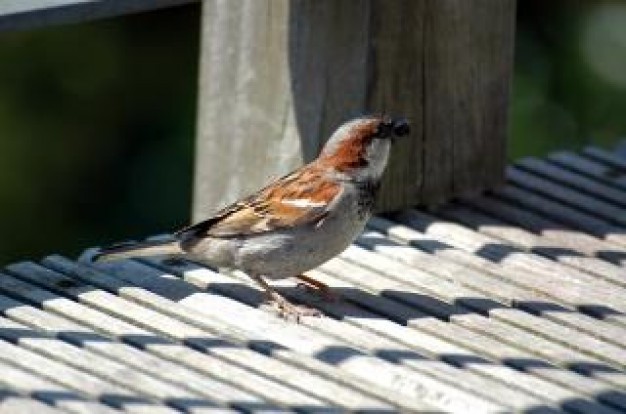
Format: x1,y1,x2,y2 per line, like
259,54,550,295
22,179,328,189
1,144,626,413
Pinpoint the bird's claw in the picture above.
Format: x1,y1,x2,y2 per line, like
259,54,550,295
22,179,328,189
264,291,322,322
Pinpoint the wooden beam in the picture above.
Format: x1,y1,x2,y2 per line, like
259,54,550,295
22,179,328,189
422,0,516,203
0,0,198,32
193,0,516,220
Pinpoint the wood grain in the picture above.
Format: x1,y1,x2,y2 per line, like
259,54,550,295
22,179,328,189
3,145,625,413
422,0,515,204
193,0,516,218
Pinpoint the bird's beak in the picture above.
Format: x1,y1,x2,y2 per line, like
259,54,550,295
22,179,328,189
392,118,410,140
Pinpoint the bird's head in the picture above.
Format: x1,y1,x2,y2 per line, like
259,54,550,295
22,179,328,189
318,115,410,181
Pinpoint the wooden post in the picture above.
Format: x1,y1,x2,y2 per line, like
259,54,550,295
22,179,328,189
193,0,516,220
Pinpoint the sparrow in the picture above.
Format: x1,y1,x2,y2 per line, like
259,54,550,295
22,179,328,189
93,115,410,320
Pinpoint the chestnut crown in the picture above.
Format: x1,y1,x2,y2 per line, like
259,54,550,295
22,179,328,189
318,115,410,178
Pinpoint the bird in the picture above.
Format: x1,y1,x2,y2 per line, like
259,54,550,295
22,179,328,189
93,115,410,320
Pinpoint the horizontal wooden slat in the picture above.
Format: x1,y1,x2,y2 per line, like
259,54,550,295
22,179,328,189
2,145,626,413
357,229,626,369
506,166,626,227
0,316,235,414
584,146,626,172
336,245,626,390
43,256,416,413
0,389,67,414
369,216,626,349
0,295,255,412
515,157,626,207
218,275,555,411
0,0,198,32
1,264,350,413
493,184,626,248
309,267,626,409
460,195,626,269
85,258,495,413
396,208,626,327
0,328,175,414
181,260,625,413
547,151,626,191
0,359,121,414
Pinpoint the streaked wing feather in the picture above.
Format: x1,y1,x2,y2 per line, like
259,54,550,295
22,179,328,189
176,165,341,239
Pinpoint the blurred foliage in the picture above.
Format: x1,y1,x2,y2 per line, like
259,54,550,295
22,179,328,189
510,0,626,159
0,5,199,264
0,2,625,265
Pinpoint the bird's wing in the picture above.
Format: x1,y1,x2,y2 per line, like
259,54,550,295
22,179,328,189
176,165,342,239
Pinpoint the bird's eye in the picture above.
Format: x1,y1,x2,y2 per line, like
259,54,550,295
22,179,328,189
375,120,394,138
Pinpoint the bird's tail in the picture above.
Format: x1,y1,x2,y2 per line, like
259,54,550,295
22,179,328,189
92,239,183,263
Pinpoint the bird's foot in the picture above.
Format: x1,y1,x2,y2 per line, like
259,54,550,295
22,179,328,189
264,291,322,322
294,274,339,302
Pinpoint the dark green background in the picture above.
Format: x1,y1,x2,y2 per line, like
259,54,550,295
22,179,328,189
1,2,625,265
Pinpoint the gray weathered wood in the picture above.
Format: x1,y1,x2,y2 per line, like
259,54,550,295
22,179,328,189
1,265,341,413
300,267,626,413
584,146,626,174
0,334,176,414
0,0,198,32
435,204,626,314
462,194,626,269
421,0,515,204
515,157,626,207
43,256,424,412
506,166,626,227
0,317,234,414
3,145,626,413
397,208,626,328
548,151,626,191
204,258,624,412
154,267,508,412
494,184,626,249
0,390,67,414
357,229,626,369
225,272,562,413
89,259,494,412
339,245,625,376
336,244,626,391
369,216,626,350
193,0,516,218
0,359,121,414
0,294,256,413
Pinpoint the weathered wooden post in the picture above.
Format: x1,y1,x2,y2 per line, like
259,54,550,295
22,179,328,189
193,0,516,220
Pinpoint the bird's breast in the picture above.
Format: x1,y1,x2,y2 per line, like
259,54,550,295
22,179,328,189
233,182,372,278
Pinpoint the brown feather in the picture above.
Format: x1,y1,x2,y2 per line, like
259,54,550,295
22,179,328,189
318,118,380,172
176,117,382,240
176,164,341,239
